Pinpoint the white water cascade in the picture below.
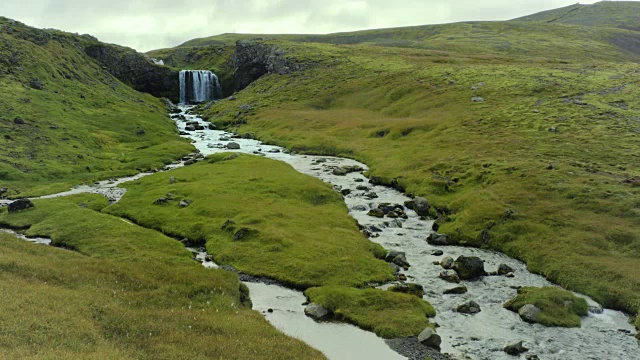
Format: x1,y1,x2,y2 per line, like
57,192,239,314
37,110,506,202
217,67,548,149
179,70,222,104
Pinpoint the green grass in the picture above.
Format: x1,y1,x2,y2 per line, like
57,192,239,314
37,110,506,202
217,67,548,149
504,287,590,328
304,286,435,338
149,15,640,332
0,194,324,359
104,153,393,288
0,18,193,197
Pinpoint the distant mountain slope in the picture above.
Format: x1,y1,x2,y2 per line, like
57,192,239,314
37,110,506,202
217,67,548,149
514,1,640,31
0,18,193,196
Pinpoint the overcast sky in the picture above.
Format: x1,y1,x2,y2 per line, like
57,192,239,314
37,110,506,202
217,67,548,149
0,0,622,52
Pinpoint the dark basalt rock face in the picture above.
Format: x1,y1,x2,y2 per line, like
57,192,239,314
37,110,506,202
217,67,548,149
232,40,301,92
83,43,179,102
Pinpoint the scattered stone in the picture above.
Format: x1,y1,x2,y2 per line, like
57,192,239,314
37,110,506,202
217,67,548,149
341,189,352,196
226,142,241,150
547,164,555,170
417,328,441,349
431,222,440,232
389,283,424,298
392,253,410,268
233,227,254,241
367,208,385,218
439,270,460,283
498,264,515,275
332,168,348,176
518,304,541,323
221,219,236,231
352,205,368,212
356,185,370,191
452,256,486,280
440,256,454,269
431,250,444,256
504,341,528,356
364,192,378,199
13,117,25,125
185,125,196,131
444,285,468,295
136,129,146,135
8,198,34,212
315,158,327,163
50,125,58,130
304,303,329,320
153,198,169,205
427,233,448,246
29,78,44,90
525,355,540,360
505,272,515,278
228,95,237,101
456,300,481,314
471,97,485,103
398,274,407,281
267,308,274,313
208,124,216,130
179,200,192,208
169,176,176,184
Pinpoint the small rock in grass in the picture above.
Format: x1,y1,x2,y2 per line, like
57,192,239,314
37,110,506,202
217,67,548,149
8,198,34,212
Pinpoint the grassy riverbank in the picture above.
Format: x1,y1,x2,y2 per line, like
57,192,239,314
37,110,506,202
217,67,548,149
105,153,394,288
149,18,640,329
0,194,324,359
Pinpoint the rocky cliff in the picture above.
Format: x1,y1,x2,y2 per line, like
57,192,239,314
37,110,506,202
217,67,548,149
232,40,300,92
82,43,179,102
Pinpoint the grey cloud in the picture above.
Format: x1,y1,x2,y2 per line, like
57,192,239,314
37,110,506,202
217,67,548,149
0,0,611,51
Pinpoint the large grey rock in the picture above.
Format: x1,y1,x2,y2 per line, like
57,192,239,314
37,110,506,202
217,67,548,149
439,270,460,283
417,328,441,349
452,256,486,280
226,142,241,150
427,232,449,246
304,303,329,320
518,304,541,323
504,341,528,356
457,300,481,314
412,196,430,216
8,198,34,212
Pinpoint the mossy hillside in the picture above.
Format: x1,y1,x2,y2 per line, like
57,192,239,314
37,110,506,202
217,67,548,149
167,32,640,328
504,287,590,328
305,286,436,338
515,1,640,32
0,18,193,197
104,154,394,288
0,195,323,359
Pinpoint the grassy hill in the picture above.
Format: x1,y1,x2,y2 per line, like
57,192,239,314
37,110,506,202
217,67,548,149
514,1,640,31
0,18,192,197
150,5,640,336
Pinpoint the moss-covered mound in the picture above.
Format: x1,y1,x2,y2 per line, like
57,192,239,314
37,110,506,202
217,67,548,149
0,194,324,359
305,286,436,338
0,17,193,197
104,153,393,288
504,287,590,328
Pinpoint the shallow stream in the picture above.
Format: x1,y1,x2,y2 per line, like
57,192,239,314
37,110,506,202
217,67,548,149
2,106,638,359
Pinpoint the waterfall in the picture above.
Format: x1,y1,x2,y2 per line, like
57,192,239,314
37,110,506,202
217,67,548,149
179,70,223,104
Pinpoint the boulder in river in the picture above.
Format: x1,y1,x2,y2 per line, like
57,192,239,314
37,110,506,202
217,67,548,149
417,328,441,349
412,196,430,216
431,250,444,256
427,232,449,246
518,304,541,323
504,341,528,356
444,285,468,295
452,256,486,280
439,270,460,283
8,198,34,212
498,263,515,275
226,142,241,150
185,125,196,131
457,300,481,314
367,208,385,218
304,303,329,320
392,253,410,268
440,256,454,269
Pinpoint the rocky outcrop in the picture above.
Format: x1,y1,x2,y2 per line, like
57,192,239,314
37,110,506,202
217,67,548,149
452,256,486,280
232,40,301,92
8,198,34,212
82,43,179,102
